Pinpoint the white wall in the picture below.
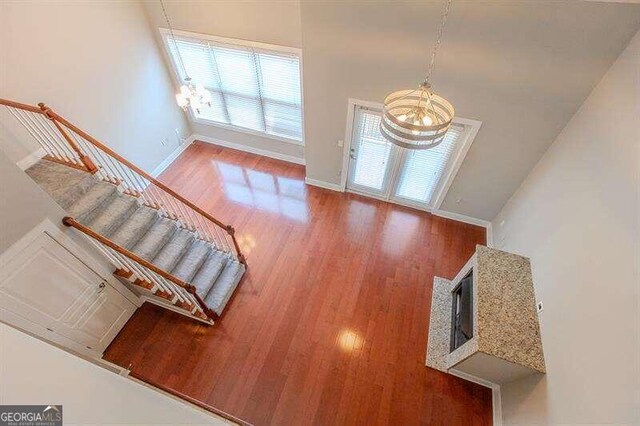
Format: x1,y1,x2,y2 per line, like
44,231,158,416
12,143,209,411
141,0,304,163
0,322,225,425
492,31,640,424
0,150,65,254
0,1,189,173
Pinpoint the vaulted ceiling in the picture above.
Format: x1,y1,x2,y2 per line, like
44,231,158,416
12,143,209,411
145,0,640,220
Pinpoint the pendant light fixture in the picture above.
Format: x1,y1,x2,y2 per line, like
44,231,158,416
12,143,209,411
381,0,454,150
160,0,212,113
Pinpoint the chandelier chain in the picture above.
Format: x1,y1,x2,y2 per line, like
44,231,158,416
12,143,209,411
160,0,190,81
425,0,453,85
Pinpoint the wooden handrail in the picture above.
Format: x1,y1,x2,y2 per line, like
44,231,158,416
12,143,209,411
0,98,45,114
63,216,217,320
52,109,246,264
53,111,229,229
1,97,245,264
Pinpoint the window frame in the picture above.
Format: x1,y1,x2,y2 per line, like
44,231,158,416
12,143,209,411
159,28,305,146
341,98,482,212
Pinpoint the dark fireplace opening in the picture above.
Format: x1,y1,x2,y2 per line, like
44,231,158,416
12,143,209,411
450,269,473,352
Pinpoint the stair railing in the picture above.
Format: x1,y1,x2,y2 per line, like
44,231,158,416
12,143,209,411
63,217,217,322
0,98,246,267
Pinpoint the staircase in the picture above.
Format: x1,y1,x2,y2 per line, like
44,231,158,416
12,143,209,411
1,98,246,323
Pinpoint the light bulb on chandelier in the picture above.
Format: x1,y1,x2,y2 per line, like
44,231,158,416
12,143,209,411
175,78,212,113
161,0,213,114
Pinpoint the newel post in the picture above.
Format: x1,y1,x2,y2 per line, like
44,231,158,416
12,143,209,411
38,102,98,173
226,225,247,266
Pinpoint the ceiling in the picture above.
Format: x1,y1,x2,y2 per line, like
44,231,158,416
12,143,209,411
144,0,640,221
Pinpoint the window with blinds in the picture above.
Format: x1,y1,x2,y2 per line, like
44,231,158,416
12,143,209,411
163,32,303,142
394,125,464,204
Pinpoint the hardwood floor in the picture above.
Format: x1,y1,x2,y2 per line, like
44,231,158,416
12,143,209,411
103,141,491,425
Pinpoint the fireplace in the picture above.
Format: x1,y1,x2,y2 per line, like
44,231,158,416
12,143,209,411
450,269,473,352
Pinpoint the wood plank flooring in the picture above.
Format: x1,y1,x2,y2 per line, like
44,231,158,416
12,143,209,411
103,141,492,425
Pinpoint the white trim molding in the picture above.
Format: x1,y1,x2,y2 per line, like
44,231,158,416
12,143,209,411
486,222,494,248
17,147,46,170
432,209,491,229
193,134,305,165
449,368,502,426
151,139,194,178
304,177,343,192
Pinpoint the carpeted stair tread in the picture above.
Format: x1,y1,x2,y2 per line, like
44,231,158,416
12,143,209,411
84,195,139,237
110,206,159,249
192,250,230,298
24,158,246,319
67,181,118,223
151,228,195,272
26,159,98,209
171,240,212,283
130,217,178,261
204,261,246,315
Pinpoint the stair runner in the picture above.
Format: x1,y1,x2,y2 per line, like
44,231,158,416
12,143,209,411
26,159,245,318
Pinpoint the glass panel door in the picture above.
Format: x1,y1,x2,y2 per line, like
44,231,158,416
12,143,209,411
346,107,399,198
346,103,465,210
390,125,463,208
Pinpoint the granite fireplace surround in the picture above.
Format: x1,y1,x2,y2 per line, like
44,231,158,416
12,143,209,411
426,245,545,385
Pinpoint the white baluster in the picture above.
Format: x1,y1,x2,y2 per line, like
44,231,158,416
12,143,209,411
31,114,78,163
9,108,57,158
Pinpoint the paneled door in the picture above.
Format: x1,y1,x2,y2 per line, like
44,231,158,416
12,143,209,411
346,104,464,210
0,232,136,354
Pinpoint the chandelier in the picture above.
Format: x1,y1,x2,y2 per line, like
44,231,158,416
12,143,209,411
381,0,454,150
160,0,212,113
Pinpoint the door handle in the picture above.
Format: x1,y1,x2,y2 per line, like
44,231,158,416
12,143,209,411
349,148,356,160
98,282,106,293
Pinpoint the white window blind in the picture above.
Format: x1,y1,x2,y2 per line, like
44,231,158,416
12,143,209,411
165,34,303,142
395,124,464,204
351,110,393,191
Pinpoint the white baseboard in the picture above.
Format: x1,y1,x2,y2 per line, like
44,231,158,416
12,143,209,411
304,177,343,192
432,209,491,229
151,139,194,178
449,368,502,426
17,147,46,170
192,134,305,166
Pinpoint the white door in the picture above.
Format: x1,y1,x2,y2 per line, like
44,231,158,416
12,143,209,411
0,232,136,354
346,105,465,210
346,107,400,198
